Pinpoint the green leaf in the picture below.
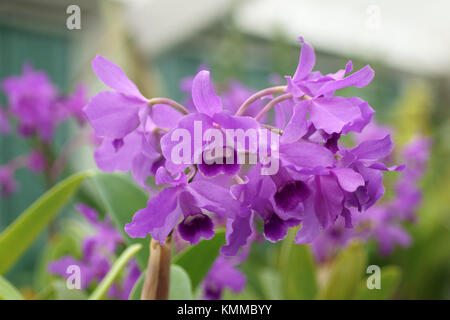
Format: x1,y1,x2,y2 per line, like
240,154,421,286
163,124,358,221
91,172,150,269
173,230,225,289
128,265,192,300
222,285,260,300
52,281,88,300
354,266,402,300
0,276,23,300
170,265,192,300
279,229,318,299
258,268,282,300
318,242,367,300
0,171,93,275
89,243,142,300
128,273,144,300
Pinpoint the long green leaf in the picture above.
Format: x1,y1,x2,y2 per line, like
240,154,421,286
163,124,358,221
128,265,192,300
0,171,92,274
91,172,150,269
279,229,317,299
0,276,23,300
89,243,142,300
318,242,367,299
354,266,402,300
258,268,282,299
52,280,89,300
170,265,192,300
128,273,144,300
173,230,225,289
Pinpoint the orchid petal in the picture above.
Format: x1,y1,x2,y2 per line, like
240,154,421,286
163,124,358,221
350,134,393,160
92,55,146,100
293,37,316,81
124,187,180,239
192,70,222,116
281,100,308,144
332,167,365,192
309,97,361,135
84,91,143,139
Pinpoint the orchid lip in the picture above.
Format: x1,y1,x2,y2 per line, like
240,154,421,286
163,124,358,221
274,180,311,212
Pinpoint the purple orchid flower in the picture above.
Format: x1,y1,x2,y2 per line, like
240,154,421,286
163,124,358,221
125,167,237,244
283,37,375,137
311,132,430,261
83,35,405,258
85,56,181,187
160,70,260,177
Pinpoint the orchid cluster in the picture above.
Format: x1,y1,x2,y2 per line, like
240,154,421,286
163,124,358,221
0,65,88,197
48,204,141,299
84,36,403,260
311,124,431,262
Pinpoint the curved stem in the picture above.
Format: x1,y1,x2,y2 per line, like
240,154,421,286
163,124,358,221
255,93,293,121
186,165,197,183
148,97,189,115
260,123,284,135
235,86,287,117
232,174,245,184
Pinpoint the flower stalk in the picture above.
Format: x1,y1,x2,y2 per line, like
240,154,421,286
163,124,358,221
140,235,172,300
255,93,293,120
235,85,287,116
148,97,189,115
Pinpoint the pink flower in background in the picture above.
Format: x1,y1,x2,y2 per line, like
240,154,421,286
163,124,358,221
2,65,56,141
56,84,89,125
0,64,90,197
0,166,17,197
0,108,10,134
48,204,140,298
28,150,46,173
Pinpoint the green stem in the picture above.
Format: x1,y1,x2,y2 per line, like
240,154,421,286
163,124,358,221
89,244,142,300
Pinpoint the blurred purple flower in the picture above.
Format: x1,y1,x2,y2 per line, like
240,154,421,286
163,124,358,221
0,166,17,197
0,108,10,134
28,150,46,173
108,259,141,300
2,65,56,141
202,256,246,300
48,204,123,289
311,134,430,260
